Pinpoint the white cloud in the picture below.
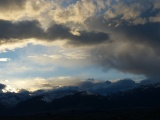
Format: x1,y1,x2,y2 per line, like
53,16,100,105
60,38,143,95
0,58,10,62
0,38,67,53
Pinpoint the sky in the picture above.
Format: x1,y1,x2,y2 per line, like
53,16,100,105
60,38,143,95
0,0,160,91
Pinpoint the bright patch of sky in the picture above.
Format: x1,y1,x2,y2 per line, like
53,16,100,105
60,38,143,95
0,43,145,89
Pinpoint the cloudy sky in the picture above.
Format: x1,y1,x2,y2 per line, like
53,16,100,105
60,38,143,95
0,0,160,91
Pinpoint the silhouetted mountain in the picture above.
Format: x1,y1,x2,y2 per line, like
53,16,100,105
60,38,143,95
0,91,30,108
12,83,160,115
0,79,139,109
107,83,160,109
0,83,160,118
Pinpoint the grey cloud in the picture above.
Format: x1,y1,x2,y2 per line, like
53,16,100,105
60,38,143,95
46,24,109,45
0,20,44,40
89,21,160,77
114,23,160,46
0,20,109,46
91,41,160,77
69,31,109,45
0,0,26,11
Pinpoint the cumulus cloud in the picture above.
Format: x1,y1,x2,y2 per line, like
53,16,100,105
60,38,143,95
0,0,51,23
1,0,160,25
43,0,160,26
84,0,160,32
50,0,98,24
103,0,160,25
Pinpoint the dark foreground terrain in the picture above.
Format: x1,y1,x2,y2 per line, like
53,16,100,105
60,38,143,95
0,108,160,120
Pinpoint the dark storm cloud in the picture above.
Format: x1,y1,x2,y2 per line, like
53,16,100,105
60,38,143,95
46,24,109,45
84,1,160,78
91,40,160,77
0,20,44,39
0,20,109,45
114,23,160,45
90,21,160,77
0,0,26,10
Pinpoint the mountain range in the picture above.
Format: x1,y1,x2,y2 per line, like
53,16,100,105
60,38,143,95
0,81,160,119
